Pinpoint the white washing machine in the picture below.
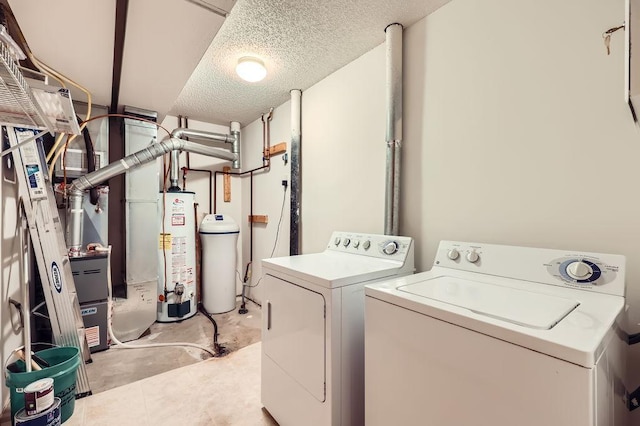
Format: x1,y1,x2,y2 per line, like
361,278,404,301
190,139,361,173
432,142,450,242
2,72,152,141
365,241,628,426
261,231,414,426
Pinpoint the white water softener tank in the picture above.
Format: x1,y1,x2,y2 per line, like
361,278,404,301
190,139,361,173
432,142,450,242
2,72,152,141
157,191,197,322
200,214,239,314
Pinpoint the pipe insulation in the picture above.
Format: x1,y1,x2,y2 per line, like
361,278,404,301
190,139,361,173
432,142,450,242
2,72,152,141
384,23,403,236
289,89,302,255
67,137,238,255
169,122,242,187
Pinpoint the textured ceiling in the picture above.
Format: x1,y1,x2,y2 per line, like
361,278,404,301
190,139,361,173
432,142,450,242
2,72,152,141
7,0,451,127
170,0,451,126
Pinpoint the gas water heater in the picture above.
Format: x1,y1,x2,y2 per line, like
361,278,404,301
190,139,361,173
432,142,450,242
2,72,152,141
157,191,197,322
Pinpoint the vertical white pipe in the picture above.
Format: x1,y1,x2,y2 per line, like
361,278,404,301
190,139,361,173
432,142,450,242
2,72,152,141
20,208,32,372
290,89,302,255
384,23,403,236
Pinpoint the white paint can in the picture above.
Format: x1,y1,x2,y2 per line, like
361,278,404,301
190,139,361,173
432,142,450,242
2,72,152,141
23,378,54,415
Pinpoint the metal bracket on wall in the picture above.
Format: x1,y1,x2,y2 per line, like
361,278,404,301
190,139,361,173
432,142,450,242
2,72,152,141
627,332,640,345
628,386,640,411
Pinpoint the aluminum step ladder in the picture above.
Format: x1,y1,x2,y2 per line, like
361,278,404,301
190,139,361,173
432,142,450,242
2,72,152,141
7,126,92,397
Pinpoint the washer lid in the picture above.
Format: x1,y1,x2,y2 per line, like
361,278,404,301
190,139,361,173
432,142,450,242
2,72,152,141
399,276,580,330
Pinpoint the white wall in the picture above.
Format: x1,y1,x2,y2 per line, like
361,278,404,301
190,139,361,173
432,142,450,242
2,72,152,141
264,0,640,417
301,46,387,253
1,162,27,409
240,104,292,304
412,0,640,400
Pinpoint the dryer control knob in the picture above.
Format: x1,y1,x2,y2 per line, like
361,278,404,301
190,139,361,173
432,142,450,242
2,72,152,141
567,261,592,279
383,241,399,255
343,238,351,247
466,250,479,263
447,249,460,260
353,240,360,248
363,240,371,250
334,237,341,246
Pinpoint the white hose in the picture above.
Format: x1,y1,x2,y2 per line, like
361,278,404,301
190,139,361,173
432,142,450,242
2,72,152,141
101,245,215,356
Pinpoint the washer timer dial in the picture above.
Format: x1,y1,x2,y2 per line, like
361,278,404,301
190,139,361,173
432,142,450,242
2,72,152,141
567,261,592,279
559,259,601,284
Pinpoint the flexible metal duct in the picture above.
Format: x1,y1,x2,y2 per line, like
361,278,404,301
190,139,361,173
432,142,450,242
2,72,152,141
67,137,238,255
168,122,242,188
384,23,403,236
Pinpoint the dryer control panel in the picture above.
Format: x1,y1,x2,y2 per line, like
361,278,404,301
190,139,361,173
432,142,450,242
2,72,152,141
433,241,625,297
327,231,413,262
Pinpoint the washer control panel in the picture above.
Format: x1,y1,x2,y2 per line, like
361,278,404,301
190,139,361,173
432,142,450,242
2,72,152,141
327,231,413,261
434,241,625,297
546,256,617,287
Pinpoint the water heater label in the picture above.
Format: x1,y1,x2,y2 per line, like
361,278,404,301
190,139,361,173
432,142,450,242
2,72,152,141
171,214,185,226
159,233,172,250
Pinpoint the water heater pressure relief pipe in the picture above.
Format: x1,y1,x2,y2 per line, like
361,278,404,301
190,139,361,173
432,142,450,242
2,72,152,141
66,137,238,255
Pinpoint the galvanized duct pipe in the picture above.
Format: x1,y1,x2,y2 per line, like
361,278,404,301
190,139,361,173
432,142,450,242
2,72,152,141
169,122,242,188
67,138,238,255
290,89,302,255
170,149,181,190
384,23,403,236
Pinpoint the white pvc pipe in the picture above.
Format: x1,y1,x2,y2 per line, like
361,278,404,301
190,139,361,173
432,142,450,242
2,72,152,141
103,245,216,356
20,207,32,372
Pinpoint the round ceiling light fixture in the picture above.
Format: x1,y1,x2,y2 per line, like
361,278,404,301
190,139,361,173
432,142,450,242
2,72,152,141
236,56,267,82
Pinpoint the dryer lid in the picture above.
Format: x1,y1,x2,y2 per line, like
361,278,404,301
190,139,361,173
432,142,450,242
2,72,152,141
398,276,580,330
263,251,405,288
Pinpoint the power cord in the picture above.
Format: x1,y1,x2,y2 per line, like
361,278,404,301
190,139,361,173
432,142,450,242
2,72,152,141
239,182,288,313
269,181,288,257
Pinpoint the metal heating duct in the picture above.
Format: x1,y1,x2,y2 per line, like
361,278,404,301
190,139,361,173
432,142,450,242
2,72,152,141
168,123,241,189
66,137,238,254
290,89,302,255
384,23,403,236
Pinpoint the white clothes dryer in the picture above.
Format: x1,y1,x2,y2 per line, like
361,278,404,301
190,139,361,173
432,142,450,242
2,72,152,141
261,231,414,426
365,241,627,426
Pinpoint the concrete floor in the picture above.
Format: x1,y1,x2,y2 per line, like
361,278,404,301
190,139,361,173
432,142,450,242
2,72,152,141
87,299,262,394
2,298,265,425
58,342,275,425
